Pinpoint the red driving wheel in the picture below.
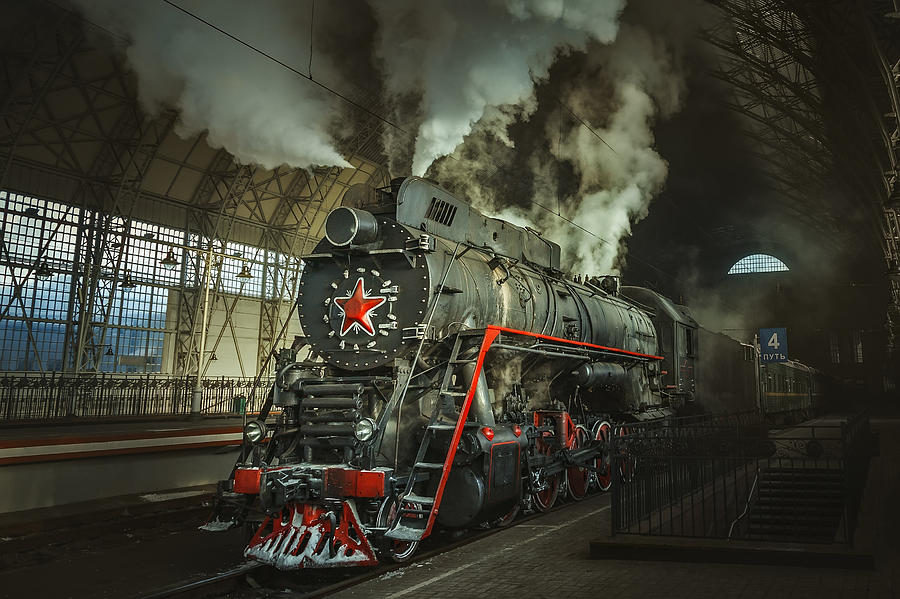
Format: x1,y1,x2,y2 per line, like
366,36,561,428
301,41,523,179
592,420,613,491
566,425,591,500
532,442,559,511
617,425,634,482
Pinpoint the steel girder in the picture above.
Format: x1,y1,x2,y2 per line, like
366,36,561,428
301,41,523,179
70,112,176,373
0,8,83,187
704,1,843,242
0,9,176,376
708,0,900,351
0,2,392,382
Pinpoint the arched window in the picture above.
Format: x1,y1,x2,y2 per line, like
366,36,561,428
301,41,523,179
727,254,789,275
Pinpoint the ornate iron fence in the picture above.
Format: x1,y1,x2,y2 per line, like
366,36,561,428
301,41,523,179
0,372,274,421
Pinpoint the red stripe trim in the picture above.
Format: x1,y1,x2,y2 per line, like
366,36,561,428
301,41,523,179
422,324,659,538
0,426,243,449
0,439,242,465
486,325,663,360
426,328,501,537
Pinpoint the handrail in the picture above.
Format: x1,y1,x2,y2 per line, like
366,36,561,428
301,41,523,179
727,469,759,540
390,241,462,471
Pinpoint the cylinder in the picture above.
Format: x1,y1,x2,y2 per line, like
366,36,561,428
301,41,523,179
301,423,355,436
324,206,379,246
572,362,628,388
301,410,360,423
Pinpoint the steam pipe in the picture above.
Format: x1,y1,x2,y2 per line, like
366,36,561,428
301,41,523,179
460,361,495,426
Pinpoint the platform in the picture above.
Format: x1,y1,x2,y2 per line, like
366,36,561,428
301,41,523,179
0,416,246,465
0,416,252,513
327,492,893,599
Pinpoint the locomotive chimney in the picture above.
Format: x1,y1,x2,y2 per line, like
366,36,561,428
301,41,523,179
324,206,379,247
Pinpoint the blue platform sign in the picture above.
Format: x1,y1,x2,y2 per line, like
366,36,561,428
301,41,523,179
759,328,788,363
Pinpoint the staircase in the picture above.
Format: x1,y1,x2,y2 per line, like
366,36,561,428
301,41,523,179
747,467,846,543
384,333,481,542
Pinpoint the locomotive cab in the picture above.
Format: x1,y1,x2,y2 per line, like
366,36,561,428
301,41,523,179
620,286,698,406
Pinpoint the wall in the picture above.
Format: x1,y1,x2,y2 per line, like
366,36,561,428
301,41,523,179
0,448,239,514
162,292,303,378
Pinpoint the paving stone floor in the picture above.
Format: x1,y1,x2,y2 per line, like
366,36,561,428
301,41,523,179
333,492,894,599
334,416,900,599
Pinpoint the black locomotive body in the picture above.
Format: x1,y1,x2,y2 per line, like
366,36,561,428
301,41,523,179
204,177,821,569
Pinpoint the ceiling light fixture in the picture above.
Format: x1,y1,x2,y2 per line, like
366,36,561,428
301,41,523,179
34,261,52,280
159,249,179,270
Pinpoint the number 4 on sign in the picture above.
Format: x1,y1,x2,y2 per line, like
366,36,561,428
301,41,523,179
759,328,787,363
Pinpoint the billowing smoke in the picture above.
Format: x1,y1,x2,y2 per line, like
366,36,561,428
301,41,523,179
71,0,703,275
529,21,687,275
368,0,626,176
427,5,697,275
70,0,351,169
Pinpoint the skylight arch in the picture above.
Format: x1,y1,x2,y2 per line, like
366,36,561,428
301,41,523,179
727,254,789,275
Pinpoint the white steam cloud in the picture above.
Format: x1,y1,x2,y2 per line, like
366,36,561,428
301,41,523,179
71,0,350,170
71,0,699,277
368,0,627,176
428,11,694,275
525,23,686,275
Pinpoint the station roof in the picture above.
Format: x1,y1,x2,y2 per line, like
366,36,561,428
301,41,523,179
0,0,896,287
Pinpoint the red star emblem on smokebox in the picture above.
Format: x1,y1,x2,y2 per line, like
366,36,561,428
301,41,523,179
334,277,386,336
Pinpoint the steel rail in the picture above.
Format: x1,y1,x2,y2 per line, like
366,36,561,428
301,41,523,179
140,492,611,598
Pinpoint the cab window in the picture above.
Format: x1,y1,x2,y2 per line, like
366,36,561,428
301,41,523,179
678,325,696,357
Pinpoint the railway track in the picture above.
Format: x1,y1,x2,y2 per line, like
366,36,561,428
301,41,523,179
0,494,215,573
140,492,610,599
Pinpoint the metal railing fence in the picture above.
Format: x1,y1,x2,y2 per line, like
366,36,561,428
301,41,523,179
841,412,872,543
611,412,873,544
0,371,274,421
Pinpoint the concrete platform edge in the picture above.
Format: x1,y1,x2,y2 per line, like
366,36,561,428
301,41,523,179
0,484,216,538
589,538,875,570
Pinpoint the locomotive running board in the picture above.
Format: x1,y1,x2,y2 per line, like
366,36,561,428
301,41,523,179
487,326,664,362
385,326,663,543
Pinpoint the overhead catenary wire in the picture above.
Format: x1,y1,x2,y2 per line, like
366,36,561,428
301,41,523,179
160,0,410,135
308,0,315,79
556,98,618,155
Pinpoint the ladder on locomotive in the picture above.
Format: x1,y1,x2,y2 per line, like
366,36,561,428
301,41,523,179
384,332,480,542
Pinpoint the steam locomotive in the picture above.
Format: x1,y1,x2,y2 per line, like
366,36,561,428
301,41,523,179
203,177,821,569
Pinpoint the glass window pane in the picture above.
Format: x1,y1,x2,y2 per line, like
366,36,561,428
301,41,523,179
727,254,789,275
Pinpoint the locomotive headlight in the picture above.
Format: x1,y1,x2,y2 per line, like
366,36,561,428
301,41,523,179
354,417,377,442
243,420,267,444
